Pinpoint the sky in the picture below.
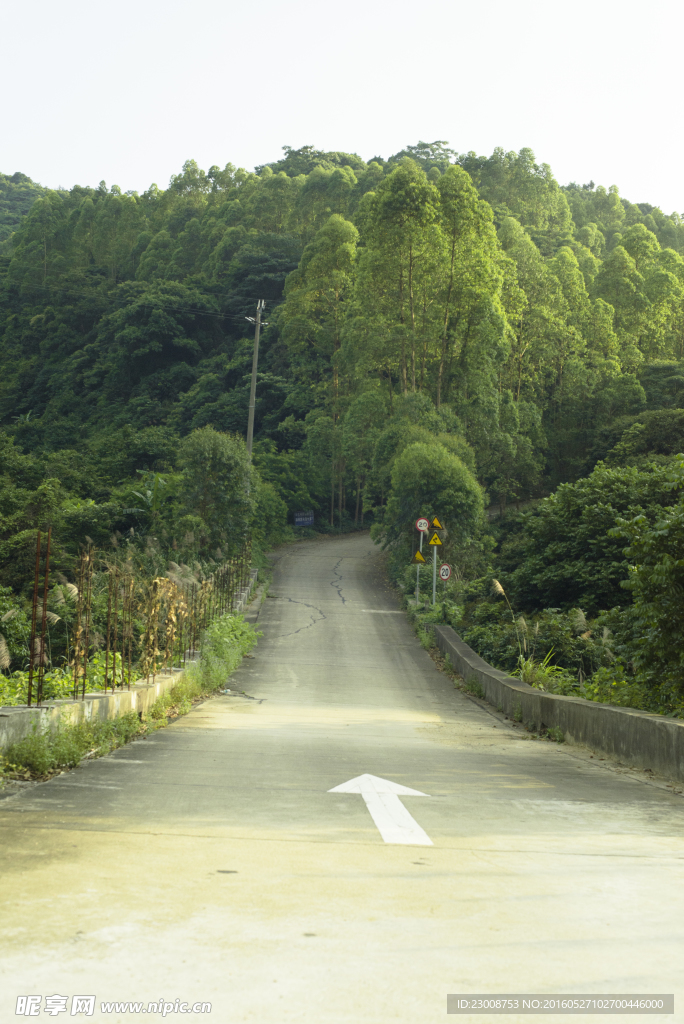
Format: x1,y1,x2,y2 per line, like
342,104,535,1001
4,0,683,213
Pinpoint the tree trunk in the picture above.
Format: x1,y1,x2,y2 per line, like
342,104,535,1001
409,244,416,392
437,238,456,408
399,267,407,393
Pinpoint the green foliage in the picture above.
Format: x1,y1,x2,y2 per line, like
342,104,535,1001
0,668,75,707
609,457,684,705
498,461,680,614
198,612,260,686
517,650,576,693
378,441,484,548
148,614,259,718
2,145,683,543
1,710,145,778
455,600,611,680
463,678,485,699
0,171,47,249
251,478,290,550
177,426,254,553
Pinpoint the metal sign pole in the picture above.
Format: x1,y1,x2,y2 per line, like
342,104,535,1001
414,518,429,606
433,541,437,605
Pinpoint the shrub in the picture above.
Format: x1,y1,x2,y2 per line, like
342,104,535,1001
1,711,145,778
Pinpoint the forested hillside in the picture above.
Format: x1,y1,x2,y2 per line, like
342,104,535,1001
0,171,46,250
2,142,684,712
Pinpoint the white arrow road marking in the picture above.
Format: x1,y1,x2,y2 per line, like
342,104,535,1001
328,773,433,846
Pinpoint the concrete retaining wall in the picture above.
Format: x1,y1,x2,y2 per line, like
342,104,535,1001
434,624,684,784
0,569,259,754
0,668,186,751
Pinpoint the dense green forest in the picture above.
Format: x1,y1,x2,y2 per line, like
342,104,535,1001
2,141,684,713
0,172,46,250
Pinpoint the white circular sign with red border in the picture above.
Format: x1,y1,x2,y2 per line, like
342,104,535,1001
439,563,452,581
415,517,430,533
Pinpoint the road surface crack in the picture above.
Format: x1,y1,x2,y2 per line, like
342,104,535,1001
272,598,326,639
331,558,346,604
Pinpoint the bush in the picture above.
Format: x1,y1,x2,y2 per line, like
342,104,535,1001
0,668,74,706
251,478,290,551
1,711,145,778
498,460,681,615
149,613,259,715
376,441,484,549
518,651,576,693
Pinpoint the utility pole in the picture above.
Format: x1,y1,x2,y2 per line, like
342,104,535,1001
246,300,266,458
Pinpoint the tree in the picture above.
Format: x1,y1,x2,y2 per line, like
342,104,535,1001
614,456,684,702
280,215,358,391
499,461,678,615
358,160,440,392
377,441,483,548
435,166,501,406
177,427,254,552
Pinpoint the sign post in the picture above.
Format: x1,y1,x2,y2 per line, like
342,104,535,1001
432,538,437,605
428,519,444,605
414,518,429,605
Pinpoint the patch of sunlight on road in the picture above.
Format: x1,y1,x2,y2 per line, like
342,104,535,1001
184,702,443,729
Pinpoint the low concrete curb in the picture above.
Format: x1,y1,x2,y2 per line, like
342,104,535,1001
434,624,684,784
0,570,259,754
0,668,184,752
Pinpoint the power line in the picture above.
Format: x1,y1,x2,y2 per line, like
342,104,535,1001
6,282,268,325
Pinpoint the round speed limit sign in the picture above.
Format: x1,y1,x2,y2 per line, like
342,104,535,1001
439,563,452,581
415,517,430,533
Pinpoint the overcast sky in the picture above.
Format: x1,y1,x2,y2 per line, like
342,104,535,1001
4,0,682,213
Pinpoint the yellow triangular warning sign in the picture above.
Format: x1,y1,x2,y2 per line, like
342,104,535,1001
412,550,427,564
428,533,442,545
431,516,444,530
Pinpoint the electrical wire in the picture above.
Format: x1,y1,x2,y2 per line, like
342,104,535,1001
6,282,269,324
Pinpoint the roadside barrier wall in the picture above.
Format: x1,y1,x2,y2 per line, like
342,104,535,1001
434,624,684,784
0,570,258,754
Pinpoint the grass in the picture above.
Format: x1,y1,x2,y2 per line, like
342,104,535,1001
1,711,149,780
463,678,485,699
1,612,259,782
417,623,435,650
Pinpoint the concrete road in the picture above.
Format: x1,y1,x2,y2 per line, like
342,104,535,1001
1,534,683,1023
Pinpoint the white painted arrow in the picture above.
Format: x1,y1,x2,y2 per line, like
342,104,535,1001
328,774,433,846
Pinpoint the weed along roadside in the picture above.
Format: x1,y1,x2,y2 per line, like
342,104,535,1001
0,580,262,784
